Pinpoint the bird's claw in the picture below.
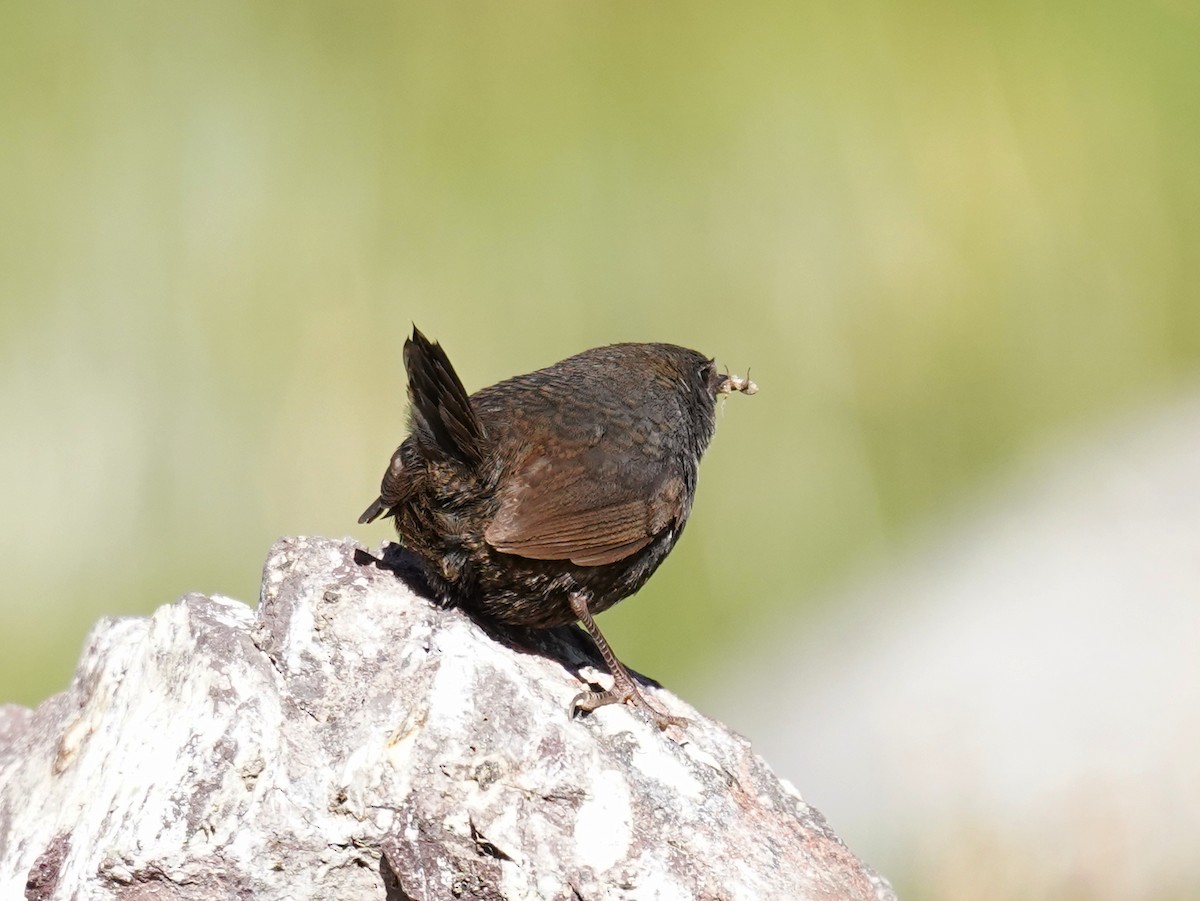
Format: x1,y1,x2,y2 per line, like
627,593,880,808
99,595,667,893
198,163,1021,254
570,686,688,731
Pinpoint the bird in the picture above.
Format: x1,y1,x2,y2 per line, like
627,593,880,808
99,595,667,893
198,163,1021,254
359,326,755,728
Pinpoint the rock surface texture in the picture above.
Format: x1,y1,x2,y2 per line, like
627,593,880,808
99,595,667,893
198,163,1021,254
0,536,894,901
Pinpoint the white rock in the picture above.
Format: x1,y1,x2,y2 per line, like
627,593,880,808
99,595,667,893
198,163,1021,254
1,536,893,901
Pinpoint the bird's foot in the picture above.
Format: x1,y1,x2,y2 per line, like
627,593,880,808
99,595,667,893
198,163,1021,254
571,684,687,731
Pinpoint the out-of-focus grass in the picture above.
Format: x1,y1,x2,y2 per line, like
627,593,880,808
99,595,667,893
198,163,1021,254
1,0,1196,732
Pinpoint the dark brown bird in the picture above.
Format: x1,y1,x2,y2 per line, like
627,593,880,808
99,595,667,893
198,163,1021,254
359,327,755,728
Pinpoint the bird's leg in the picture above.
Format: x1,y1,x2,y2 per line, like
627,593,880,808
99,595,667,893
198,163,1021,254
568,592,686,730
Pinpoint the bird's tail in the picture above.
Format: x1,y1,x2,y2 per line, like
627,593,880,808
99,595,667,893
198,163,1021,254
404,326,485,466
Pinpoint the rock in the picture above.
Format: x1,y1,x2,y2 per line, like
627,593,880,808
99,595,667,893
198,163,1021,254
0,536,894,901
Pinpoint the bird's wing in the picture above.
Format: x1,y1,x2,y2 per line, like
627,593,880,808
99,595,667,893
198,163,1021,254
483,449,688,566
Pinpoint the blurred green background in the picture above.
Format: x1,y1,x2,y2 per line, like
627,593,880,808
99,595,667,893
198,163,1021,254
1,0,1197,894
